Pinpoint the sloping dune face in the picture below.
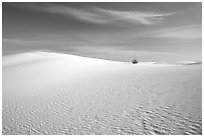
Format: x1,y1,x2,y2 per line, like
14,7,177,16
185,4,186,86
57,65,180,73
2,52,202,135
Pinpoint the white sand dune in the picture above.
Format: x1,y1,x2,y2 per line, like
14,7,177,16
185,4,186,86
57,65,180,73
2,51,202,135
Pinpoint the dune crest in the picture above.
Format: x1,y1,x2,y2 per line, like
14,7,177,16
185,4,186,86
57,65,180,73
3,51,119,68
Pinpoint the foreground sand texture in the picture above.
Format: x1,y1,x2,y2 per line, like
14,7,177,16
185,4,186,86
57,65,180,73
2,52,202,135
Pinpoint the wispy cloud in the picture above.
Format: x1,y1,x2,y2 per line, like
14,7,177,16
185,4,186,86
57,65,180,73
147,25,202,39
10,3,175,25
93,7,175,25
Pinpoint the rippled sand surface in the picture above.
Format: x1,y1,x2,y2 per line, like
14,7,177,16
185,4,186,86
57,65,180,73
2,52,202,135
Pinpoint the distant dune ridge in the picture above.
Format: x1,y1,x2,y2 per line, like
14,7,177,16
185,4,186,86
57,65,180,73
2,51,118,68
2,51,202,135
3,51,201,67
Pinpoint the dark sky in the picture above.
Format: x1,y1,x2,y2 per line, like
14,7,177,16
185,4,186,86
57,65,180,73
2,2,202,62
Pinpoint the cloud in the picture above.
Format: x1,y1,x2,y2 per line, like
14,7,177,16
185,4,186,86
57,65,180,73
93,7,175,25
10,3,175,25
148,25,202,39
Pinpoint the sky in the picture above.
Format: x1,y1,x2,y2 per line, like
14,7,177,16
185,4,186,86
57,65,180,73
2,2,202,62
